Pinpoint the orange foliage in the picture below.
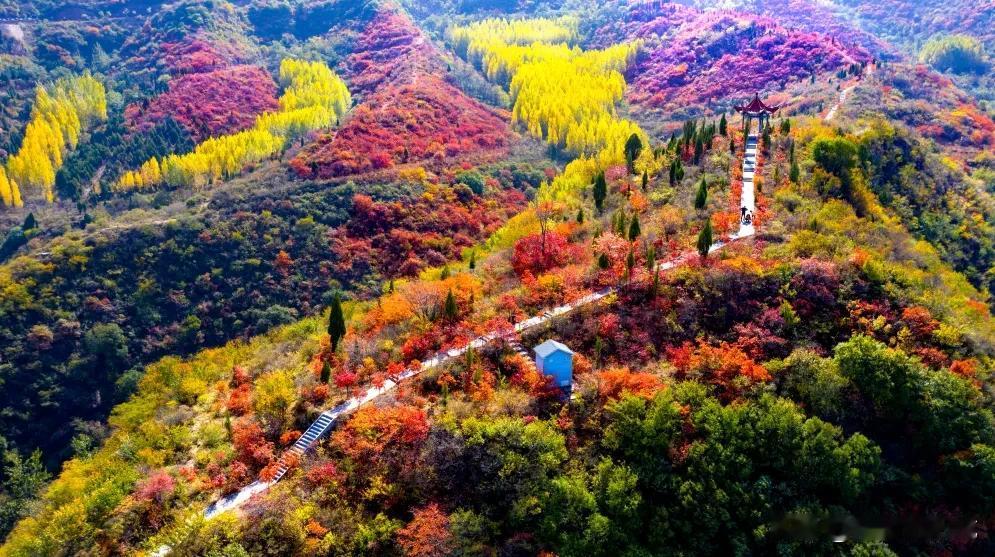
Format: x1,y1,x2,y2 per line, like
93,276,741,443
397,504,453,557
507,353,557,398
231,419,274,468
279,430,302,447
274,250,294,275
597,367,663,401
305,519,329,538
711,211,739,239
950,359,979,380
668,341,770,399
366,293,416,330
629,190,649,213
901,306,939,339
333,404,429,463
226,384,252,415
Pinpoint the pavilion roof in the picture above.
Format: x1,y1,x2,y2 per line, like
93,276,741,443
735,93,780,114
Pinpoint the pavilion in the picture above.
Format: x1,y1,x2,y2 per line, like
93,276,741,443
735,93,780,131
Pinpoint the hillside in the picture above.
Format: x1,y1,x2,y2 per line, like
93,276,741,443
0,0,547,491
1,0,995,555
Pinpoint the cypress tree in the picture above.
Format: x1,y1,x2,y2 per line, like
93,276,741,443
443,289,459,321
576,208,585,224
624,133,643,174
328,293,346,351
626,250,635,280
320,360,331,384
697,219,713,259
597,252,610,269
440,265,450,279
645,244,656,270
22,212,36,230
780,118,791,134
469,251,476,270
628,214,641,241
593,171,607,213
675,160,685,182
719,113,728,136
693,138,704,165
790,160,801,183
694,177,708,210
641,170,648,191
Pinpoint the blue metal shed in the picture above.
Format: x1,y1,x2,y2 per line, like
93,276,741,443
534,339,574,390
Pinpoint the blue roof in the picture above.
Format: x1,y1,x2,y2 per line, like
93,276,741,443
534,339,574,359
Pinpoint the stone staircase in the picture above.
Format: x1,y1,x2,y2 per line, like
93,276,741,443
272,410,337,482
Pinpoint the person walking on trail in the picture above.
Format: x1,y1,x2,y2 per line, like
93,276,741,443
741,206,747,220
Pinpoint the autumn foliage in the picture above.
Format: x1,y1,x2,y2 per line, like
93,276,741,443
397,504,453,557
3,73,107,205
511,232,574,276
126,65,280,143
598,5,869,110
291,12,510,179
668,341,771,399
116,58,350,191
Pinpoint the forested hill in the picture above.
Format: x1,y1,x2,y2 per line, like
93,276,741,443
0,0,994,555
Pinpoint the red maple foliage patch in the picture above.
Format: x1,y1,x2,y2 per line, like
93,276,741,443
344,10,439,95
160,39,244,75
329,188,528,281
290,10,511,179
126,64,279,142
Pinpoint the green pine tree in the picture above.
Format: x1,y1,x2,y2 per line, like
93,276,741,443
469,251,476,270
328,294,346,351
320,360,331,384
593,171,607,213
597,252,611,269
645,244,656,270
694,177,708,210
22,213,36,231
790,160,801,183
697,219,713,259
624,133,643,174
443,289,459,321
719,113,728,136
576,208,585,224
628,214,641,241
641,170,648,191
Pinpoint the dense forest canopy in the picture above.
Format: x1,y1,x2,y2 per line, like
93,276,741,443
0,0,994,555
